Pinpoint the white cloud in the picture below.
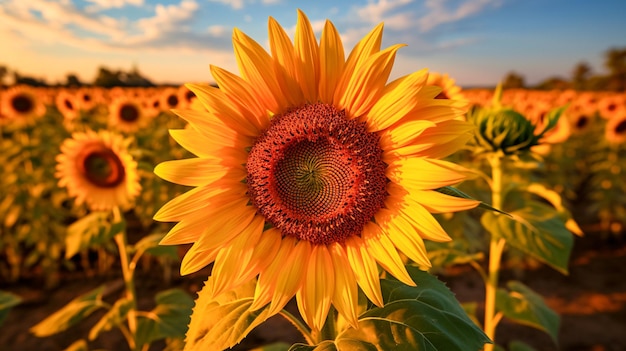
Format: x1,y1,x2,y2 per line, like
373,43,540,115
417,0,502,32
84,0,144,12
207,24,227,36
207,0,245,10
133,0,199,41
356,0,413,25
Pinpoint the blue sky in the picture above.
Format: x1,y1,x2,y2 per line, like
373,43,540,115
1,0,625,87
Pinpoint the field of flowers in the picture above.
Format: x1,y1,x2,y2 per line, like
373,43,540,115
1,80,625,351
1,18,626,347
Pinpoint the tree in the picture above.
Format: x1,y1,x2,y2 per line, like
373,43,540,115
604,47,626,91
571,62,591,90
13,71,47,86
501,71,525,89
66,73,83,87
0,65,7,87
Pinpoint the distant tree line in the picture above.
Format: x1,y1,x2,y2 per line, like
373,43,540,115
501,47,626,91
1,47,625,91
0,64,154,88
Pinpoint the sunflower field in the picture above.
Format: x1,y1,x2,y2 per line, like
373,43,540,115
1,12,626,351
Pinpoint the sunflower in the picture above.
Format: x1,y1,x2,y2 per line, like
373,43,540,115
0,85,46,127
55,89,81,121
108,96,150,133
56,130,141,211
154,10,478,330
160,87,182,111
427,71,465,102
605,113,626,144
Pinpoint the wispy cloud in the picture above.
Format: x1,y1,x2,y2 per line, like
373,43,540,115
417,0,502,32
207,0,246,10
84,0,144,12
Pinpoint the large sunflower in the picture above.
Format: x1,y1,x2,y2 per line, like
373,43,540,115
155,10,478,330
56,130,141,211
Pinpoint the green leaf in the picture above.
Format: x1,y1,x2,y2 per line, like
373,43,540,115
63,339,89,351
481,200,574,274
509,340,538,351
184,278,272,351
132,233,178,260
334,267,490,351
136,288,194,347
89,297,134,340
0,290,22,326
290,341,338,351
436,186,510,216
31,286,106,337
250,342,291,351
496,281,560,344
65,212,126,259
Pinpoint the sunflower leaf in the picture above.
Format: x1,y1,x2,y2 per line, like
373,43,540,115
62,339,89,351
132,232,178,260
0,290,22,327
333,267,490,351
65,211,126,259
184,278,272,351
480,200,574,274
88,297,134,341
496,281,560,345
436,186,511,216
31,286,106,337
135,288,194,348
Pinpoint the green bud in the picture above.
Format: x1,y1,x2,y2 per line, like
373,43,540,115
468,106,539,155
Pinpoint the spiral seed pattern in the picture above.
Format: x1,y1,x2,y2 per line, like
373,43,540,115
246,103,387,245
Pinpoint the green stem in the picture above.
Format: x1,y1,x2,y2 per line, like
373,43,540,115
279,309,315,345
483,153,506,351
112,207,138,350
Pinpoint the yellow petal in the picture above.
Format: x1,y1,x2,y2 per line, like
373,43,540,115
334,23,383,105
180,241,221,275
344,236,384,307
265,240,311,316
268,16,305,106
397,198,451,242
154,158,233,187
296,245,334,331
193,199,257,250
362,222,415,287
379,120,436,150
251,235,297,311
232,28,284,112
186,83,261,136
294,9,319,102
319,20,345,104
375,208,431,268
168,128,246,159
154,180,245,222
386,120,475,158
366,69,429,132
210,215,265,297
408,189,479,214
328,242,359,329
387,157,466,190
209,65,270,129
336,44,406,119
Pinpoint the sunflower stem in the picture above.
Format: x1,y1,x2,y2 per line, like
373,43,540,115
279,309,315,345
483,153,506,351
112,207,138,350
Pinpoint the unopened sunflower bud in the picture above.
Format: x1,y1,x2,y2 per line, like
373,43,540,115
468,107,539,155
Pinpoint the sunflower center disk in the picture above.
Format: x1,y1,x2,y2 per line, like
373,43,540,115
12,95,34,114
79,147,126,188
246,103,387,245
120,104,140,122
